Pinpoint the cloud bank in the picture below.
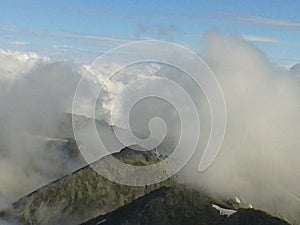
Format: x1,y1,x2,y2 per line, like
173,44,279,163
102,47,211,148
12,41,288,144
179,32,300,224
0,49,81,209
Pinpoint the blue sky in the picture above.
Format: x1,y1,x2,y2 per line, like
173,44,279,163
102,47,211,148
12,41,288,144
1,0,300,65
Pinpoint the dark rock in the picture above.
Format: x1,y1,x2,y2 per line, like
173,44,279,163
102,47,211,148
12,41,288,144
81,186,292,225
221,208,291,225
81,185,225,225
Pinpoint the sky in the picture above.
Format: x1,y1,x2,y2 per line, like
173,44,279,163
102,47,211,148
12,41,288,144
1,0,300,65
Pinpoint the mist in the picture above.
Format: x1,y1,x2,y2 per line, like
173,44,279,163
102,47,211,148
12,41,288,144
92,32,300,223
179,32,300,224
0,50,81,208
0,32,299,224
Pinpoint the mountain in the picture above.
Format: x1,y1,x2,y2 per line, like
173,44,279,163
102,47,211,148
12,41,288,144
80,185,291,225
0,148,173,225
220,209,291,225
0,145,293,225
0,114,294,225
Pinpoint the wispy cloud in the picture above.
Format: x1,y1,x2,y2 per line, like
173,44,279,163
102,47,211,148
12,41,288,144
0,24,134,44
9,41,28,46
0,26,136,62
242,35,281,44
53,32,133,43
0,25,17,32
185,33,281,44
238,15,300,28
136,24,181,40
68,5,210,22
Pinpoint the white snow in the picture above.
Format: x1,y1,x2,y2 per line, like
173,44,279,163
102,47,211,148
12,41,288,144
212,204,237,217
234,196,241,204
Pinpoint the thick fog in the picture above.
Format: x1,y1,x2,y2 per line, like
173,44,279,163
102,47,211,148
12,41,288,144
0,50,81,208
180,32,300,224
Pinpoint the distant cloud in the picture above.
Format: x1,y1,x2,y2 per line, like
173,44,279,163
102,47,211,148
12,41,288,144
185,33,281,44
0,25,133,45
237,15,300,28
0,26,134,62
9,41,28,46
54,32,132,43
242,35,281,44
136,24,181,40
0,48,49,81
0,25,17,32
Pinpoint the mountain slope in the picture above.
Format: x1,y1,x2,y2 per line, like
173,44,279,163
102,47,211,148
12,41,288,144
81,185,291,225
0,148,172,225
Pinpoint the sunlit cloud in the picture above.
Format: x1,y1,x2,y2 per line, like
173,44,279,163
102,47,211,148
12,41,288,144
241,35,281,44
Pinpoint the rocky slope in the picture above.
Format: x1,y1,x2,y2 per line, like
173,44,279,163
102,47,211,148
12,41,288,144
81,185,291,225
0,146,293,225
0,114,294,225
0,148,172,225
220,209,291,225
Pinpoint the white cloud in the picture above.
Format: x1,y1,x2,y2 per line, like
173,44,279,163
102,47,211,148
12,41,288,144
241,35,281,44
9,41,28,46
239,15,300,27
0,49,49,83
0,25,17,32
0,49,81,208
53,32,132,43
185,33,281,44
181,32,300,224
